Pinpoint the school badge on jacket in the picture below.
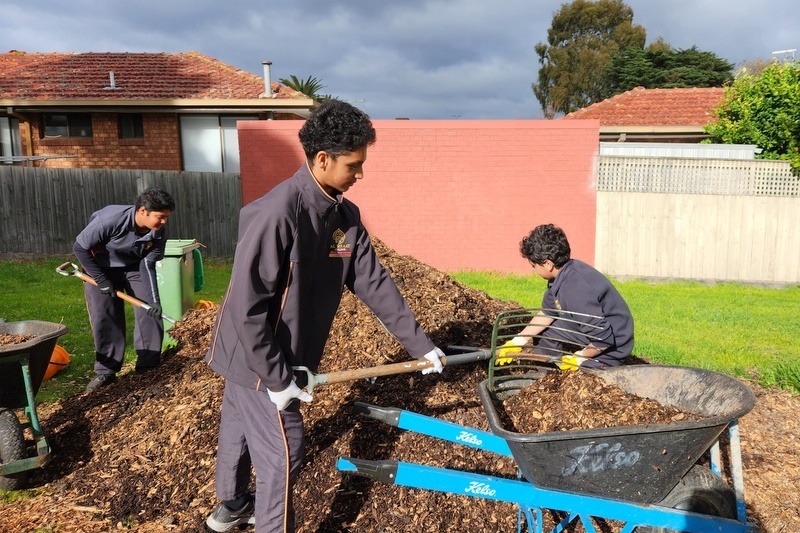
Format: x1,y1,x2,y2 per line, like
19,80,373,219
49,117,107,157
329,229,352,258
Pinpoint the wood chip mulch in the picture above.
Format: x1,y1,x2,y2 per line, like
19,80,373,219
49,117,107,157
500,371,700,434
0,238,797,533
0,334,35,346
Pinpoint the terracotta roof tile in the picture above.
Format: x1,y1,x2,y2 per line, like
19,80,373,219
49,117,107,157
0,50,307,101
561,86,725,127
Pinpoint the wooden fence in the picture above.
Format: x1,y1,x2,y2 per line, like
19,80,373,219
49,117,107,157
595,157,800,284
3,157,798,284
0,166,241,257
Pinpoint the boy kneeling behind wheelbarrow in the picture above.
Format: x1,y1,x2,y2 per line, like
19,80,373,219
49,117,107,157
497,224,634,371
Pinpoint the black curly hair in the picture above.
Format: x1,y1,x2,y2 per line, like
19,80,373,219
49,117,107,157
136,187,175,213
298,99,377,162
520,224,571,267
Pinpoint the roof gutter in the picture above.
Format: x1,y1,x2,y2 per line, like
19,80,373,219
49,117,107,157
4,106,30,121
0,98,316,110
599,125,713,142
599,125,709,134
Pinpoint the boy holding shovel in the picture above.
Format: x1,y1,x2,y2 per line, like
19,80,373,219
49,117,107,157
204,100,445,532
73,187,175,391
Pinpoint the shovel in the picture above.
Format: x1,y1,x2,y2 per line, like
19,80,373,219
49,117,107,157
294,345,494,393
56,262,178,324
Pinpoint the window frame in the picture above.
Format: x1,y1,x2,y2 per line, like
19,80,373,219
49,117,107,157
41,113,93,139
0,116,23,160
118,113,144,139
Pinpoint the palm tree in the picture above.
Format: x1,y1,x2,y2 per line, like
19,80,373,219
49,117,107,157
279,75,330,100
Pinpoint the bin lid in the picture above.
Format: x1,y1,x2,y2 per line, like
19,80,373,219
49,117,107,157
164,239,200,255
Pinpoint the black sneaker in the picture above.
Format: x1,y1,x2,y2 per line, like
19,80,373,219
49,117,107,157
206,498,255,532
85,374,116,392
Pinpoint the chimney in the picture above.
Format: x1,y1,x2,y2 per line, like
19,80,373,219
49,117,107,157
103,71,120,90
262,61,273,97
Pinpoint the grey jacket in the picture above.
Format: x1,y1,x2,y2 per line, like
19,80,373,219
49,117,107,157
542,259,634,365
206,164,434,392
73,204,166,304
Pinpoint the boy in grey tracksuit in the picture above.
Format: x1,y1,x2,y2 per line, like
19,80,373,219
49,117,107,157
499,224,634,370
73,187,175,391
204,100,445,533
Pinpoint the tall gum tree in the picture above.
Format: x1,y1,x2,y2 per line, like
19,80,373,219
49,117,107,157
533,0,645,117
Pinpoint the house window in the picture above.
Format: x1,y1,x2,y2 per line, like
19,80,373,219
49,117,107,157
118,113,144,139
179,115,255,172
1,117,23,162
42,113,93,138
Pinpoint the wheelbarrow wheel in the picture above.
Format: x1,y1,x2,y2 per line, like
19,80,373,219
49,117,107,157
637,464,737,533
0,408,27,491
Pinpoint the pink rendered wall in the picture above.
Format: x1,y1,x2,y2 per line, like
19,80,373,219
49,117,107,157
238,119,599,274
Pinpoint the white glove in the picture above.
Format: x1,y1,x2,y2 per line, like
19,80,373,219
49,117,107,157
421,347,445,375
267,379,313,410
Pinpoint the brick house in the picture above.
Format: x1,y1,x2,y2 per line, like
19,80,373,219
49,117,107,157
0,50,316,170
560,86,725,143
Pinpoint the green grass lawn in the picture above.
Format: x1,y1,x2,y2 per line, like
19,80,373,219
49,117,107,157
0,257,232,403
2,259,798,405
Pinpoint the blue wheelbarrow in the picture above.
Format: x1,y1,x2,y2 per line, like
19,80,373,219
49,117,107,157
338,361,757,532
0,320,69,490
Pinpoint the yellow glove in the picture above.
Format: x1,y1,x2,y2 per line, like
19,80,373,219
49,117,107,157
495,336,527,365
557,352,589,371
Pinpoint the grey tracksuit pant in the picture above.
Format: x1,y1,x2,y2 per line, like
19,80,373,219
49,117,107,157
83,268,163,374
215,379,305,533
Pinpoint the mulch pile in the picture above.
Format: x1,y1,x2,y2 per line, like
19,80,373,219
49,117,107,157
0,238,798,532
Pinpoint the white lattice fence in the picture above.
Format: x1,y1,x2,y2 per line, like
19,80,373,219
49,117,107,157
598,156,799,196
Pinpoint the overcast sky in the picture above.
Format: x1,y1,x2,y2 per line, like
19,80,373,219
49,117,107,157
2,1,798,119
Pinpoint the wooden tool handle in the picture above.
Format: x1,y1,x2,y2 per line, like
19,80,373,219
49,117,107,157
322,348,494,386
57,262,177,324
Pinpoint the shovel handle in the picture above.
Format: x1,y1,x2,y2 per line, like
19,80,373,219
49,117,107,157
56,262,177,324
295,347,494,392
324,348,494,385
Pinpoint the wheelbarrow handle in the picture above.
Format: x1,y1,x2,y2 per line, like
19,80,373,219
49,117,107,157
56,262,177,324
293,346,494,393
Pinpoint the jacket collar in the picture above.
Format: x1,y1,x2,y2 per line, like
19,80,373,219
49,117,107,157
295,162,342,215
548,259,574,291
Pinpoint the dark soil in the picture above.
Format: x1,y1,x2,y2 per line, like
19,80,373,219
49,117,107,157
0,238,796,532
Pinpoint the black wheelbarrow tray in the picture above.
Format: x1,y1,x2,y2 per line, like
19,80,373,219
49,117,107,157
338,365,758,533
0,320,69,490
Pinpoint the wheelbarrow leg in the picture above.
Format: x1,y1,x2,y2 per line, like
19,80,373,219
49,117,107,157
18,354,51,466
519,507,540,533
0,353,52,484
728,421,748,523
